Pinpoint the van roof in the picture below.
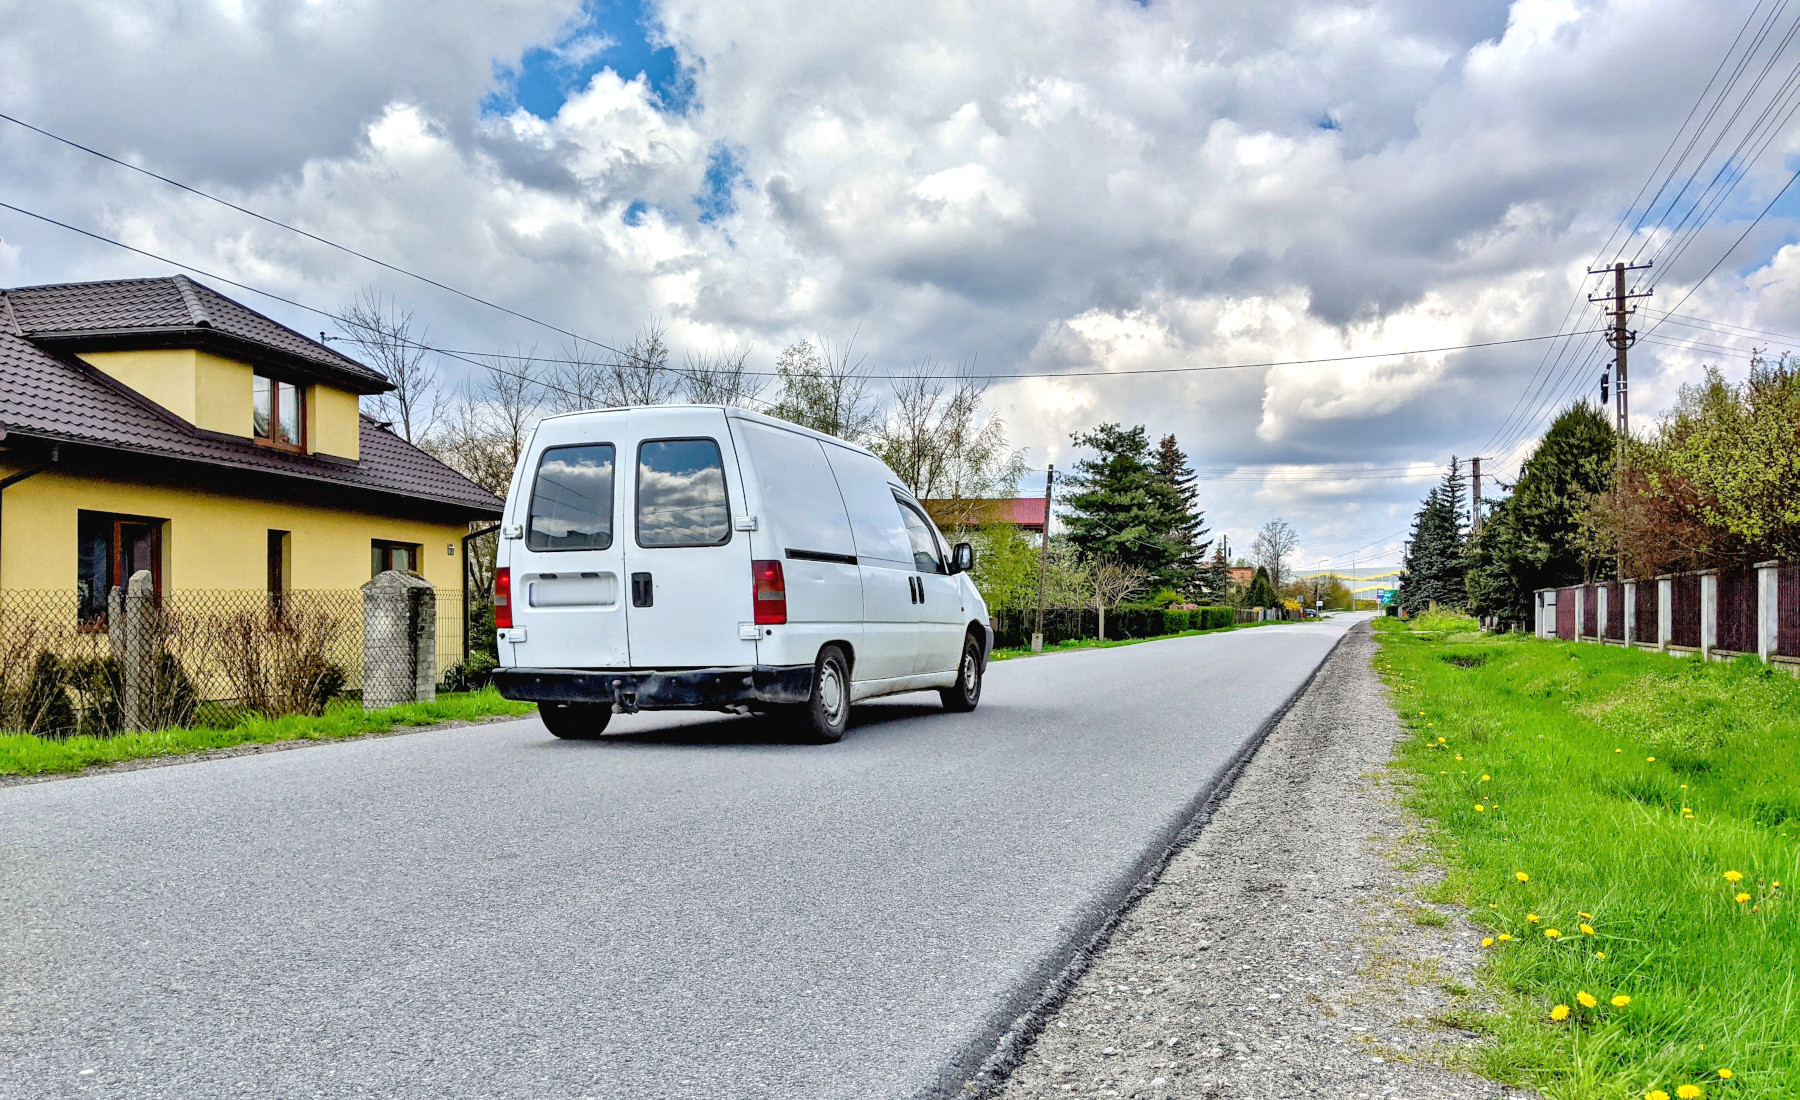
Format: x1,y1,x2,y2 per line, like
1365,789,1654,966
538,403,880,458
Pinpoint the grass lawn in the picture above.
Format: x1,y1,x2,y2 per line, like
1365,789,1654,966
989,615,1304,661
0,688,536,778
1374,611,1800,1100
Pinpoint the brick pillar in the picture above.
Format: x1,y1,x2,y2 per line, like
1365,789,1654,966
1657,576,1673,651
1700,570,1718,660
1623,581,1637,646
1758,560,1781,662
362,570,437,711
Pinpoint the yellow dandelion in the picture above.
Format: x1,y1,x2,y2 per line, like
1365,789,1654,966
1680,783,1688,789
1455,754,1464,760
1677,1085,1703,1100
1550,1004,1570,1021
1579,911,1593,919
1474,804,1486,812
1515,872,1530,882
1647,756,1656,762
1580,923,1595,935
1615,748,1624,754
1735,892,1751,904
1428,722,1436,728
1527,913,1540,923
1724,870,1744,883
1717,1069,1732,1080
1481,937,1495,947
1612,994,1631,1007
1577,990,1598,1008
1545,928,1562,939
1498,933,1512,942
1648,1091,1670,1100
1595,951,1606,959
1436,734,1445,741
1489,903,1499,909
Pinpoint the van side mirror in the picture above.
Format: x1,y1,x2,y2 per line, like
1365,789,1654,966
950,542,975,574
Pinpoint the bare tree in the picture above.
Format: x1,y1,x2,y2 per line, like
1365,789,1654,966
766,334,879,443
1091,558,1149,641
425,350,543,499
550,322,681,412
872,360,1025,534
681,345,766,407
1252,517,1300,593
339,288,443,444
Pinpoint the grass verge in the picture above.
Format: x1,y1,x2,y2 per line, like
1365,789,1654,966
988,615,1302,661
1373,610,1799,1099
0,688,536,778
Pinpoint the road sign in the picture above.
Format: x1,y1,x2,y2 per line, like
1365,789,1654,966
1375,589,1393,605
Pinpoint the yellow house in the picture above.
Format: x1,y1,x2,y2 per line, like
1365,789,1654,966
0,275,500,618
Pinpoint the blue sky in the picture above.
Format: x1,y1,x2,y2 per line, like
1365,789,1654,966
486,0,689,119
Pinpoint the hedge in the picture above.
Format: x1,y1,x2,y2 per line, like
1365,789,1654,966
990,606,1236,647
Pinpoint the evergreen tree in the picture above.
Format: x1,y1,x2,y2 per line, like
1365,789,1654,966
1246,565,1279,608
1061,423,1187,584
1397,458,1469,613
1465,403,1617,625
1203,543,1232,604
1151,434,1212,595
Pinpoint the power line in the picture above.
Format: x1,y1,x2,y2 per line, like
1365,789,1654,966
1644,166,1800,338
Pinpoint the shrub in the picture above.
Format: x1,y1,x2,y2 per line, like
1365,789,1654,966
20,651,76,737
441,651,498,693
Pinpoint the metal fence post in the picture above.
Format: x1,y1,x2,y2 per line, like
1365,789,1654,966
121,569,155,730
363,570,437,711
1758,560,1780,662
1657,576,1673,651
1700,569,1718,661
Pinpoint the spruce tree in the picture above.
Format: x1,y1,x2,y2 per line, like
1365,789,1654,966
1397,457,1470,613
1061,423,1187,583
1203,543,1232,604
1151,433,1212,595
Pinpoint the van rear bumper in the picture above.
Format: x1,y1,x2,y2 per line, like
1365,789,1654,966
492,665,813,711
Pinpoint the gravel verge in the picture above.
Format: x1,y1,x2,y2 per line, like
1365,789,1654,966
984,622,1533,1100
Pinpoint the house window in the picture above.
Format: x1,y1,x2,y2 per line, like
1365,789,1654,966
77,511,164,624
268,530,290,620
253,372,304,450
372,540,420,576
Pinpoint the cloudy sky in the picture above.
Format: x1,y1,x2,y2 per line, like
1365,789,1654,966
4,0,1799,580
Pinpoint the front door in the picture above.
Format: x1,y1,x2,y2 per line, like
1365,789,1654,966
896,496,964,674
622,412,757,669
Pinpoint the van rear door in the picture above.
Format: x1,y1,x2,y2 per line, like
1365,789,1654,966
622,408,757,669
504,413,630,669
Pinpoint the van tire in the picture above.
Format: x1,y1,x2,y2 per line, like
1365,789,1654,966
541,703,612,739
800,645,851,743
939,634,983,712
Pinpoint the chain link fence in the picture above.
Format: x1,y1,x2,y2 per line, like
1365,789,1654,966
1,586,476,738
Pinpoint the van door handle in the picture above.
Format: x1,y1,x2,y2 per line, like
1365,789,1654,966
631,572,653,607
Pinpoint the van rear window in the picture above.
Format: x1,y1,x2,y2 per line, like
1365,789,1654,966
527,444,616,551
637,438,730,547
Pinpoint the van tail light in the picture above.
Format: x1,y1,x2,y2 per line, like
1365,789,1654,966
494,567,513,629
752,560,787,625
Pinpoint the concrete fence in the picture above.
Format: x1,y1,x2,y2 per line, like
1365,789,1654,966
1534,560,1800,671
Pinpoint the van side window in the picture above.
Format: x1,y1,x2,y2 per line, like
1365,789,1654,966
637,438,731,547
895,496,946,574
527,444,616,551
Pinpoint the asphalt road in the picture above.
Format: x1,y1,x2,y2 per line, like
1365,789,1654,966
2,615,1358,1100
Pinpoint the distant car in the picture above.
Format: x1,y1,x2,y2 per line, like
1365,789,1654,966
490,405,991,743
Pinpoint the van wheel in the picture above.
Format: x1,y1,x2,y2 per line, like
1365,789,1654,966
939,634,983,712
541,703,612,740
801,645,851,743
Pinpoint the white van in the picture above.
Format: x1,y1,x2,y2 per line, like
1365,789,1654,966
490,405,991,742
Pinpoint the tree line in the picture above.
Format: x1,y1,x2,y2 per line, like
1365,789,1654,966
1395,350,1800,624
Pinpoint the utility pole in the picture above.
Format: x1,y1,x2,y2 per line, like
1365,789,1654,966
1587,260,1652,438
1470,456,1482,537
1031,464,1054,653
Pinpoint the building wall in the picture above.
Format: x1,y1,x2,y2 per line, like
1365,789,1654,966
0,462,469,593
76,348,361,460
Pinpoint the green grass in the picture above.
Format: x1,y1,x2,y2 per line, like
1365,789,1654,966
0,688,536,778
988,615,1305,661
1373,614,1800,1099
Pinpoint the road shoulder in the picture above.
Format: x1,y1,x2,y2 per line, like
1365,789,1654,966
986,623,1531,1100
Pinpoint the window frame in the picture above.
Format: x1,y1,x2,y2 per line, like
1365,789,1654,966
371,539,422,577
253,370,307,452
76,510,165,627
525,442,618,553
634,436,733,550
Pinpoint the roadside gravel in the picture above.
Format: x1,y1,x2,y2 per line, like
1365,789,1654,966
988,622,1533,1100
